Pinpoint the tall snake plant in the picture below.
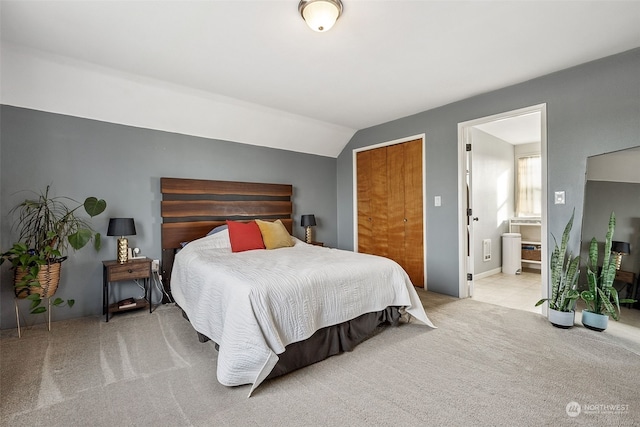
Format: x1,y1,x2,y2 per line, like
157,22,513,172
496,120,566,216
580,212,636,320
535,209,580,312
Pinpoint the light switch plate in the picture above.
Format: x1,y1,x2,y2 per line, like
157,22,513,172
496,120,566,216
554,191,565,204
434,196,441,207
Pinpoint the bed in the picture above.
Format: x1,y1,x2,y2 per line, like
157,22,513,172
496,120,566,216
160,177,434,396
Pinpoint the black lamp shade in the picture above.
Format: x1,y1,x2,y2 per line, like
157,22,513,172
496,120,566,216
107,218,136,237
611,241,630,255
301,214,316,227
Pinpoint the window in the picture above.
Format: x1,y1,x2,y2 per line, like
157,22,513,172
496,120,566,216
516,155,541,217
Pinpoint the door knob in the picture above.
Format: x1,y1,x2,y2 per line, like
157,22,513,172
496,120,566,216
473,217,479,221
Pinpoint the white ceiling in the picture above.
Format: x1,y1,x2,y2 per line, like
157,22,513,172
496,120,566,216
1,1,639,157
473,112,541,145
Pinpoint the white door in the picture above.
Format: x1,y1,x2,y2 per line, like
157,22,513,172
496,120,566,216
464,129,475,297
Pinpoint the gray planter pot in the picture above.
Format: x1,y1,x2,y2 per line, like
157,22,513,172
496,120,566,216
581,310,609,332
548,308,575,328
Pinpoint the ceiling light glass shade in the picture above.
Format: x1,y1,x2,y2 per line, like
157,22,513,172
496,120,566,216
299,0,343,33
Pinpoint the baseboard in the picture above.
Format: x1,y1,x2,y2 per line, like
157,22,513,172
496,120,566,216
474,268,502,280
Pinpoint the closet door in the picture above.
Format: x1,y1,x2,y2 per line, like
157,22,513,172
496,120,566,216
356,149,374,252
357,147,389,256
356,139,424,287
386,143,406,267
402,139,424,286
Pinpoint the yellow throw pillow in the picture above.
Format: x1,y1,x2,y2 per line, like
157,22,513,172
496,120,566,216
256,219,294,249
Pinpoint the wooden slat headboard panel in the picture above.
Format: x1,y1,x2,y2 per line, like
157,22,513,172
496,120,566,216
161,178,292,197
160,177,293,301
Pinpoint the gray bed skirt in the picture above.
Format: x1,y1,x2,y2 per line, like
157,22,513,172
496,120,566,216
179,305,402,381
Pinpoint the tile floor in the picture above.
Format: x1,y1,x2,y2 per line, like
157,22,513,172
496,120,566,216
473,270,543,314
472,270,640,339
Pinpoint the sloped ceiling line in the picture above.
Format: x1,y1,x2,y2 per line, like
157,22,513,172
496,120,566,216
0,43,355,158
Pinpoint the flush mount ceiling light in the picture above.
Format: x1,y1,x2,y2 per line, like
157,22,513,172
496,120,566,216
298,0,343,32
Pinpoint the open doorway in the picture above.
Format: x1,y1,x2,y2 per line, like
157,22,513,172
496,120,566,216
458,104,548,315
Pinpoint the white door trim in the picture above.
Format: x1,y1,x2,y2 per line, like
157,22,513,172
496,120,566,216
457,104,548,315
352,134,427,287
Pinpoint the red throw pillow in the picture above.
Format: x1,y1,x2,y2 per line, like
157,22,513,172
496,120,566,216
226,220,265,253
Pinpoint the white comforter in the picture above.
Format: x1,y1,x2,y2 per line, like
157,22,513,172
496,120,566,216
171,232,434,395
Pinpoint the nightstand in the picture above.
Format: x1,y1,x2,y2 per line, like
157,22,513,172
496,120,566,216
310,241,324,247
614,269,636,308
103,258,152,322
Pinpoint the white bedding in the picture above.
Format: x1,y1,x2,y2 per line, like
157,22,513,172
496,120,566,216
171,231,435,395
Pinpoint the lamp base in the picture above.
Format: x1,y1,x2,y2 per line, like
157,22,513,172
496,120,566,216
614,253,623,270
117,237,128,264
305,227,313,244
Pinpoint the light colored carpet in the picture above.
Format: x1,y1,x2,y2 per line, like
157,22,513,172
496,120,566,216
1,291,639,426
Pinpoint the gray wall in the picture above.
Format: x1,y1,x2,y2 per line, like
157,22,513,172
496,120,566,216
471,129,513,275
337,48,640,296
0,106,337,328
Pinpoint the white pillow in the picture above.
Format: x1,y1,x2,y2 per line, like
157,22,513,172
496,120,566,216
203,228,232,249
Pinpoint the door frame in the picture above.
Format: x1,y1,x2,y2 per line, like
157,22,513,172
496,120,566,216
352,133,427,287
457,104,548,315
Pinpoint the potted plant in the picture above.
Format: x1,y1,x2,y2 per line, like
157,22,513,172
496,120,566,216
535,209,580,328
580,212,637,331
0,185,107,314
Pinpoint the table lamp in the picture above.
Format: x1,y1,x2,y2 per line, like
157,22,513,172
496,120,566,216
107,218,136,264
611,241,630,270
301,214,316,244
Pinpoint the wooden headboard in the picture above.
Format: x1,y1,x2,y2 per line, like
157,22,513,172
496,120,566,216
160,177,293,301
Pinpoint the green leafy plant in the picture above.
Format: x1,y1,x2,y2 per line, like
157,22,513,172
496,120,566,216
1,185,107,313
0,242,71,314
535,209,580,312
580,212,636,320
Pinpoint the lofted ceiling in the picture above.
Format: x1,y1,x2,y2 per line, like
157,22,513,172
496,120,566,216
1,1,639,157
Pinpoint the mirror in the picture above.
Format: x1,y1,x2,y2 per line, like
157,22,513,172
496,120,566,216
581,146,640,313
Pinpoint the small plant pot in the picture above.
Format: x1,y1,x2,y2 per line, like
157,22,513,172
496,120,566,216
581,310,609,332
548,308,575,329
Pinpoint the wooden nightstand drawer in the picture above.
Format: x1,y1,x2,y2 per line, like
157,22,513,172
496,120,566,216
106,260,150,282
615,270,635,284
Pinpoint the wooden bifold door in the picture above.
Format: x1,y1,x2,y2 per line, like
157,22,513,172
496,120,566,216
356,139,424,286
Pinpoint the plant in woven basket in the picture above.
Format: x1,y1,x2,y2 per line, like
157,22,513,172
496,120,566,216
0,185,107,314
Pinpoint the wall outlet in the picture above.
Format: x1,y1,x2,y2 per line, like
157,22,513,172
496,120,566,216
152,259,160,272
